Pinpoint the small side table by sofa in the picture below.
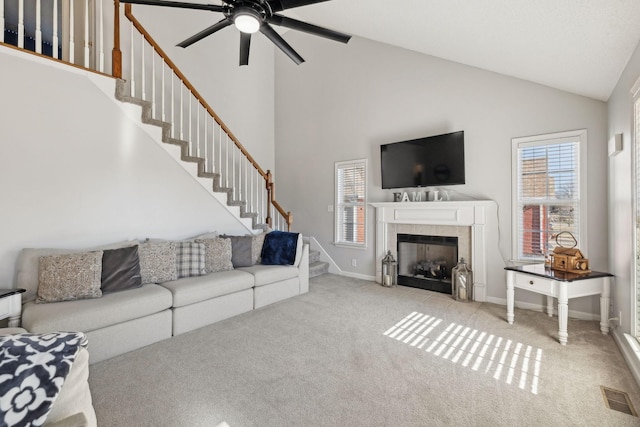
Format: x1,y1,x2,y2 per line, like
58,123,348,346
505,264,613,345
0,289,26,327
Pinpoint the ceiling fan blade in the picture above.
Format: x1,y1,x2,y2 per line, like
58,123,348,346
270,14,351,44
239,32,251,66
260,24,304,65
177,18,233,48
267,0,330,13
120,0,226,13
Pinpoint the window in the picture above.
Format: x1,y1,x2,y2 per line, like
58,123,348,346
335,159,367,248
512,130,586,262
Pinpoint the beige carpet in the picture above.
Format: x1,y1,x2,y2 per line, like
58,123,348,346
89,275,640,426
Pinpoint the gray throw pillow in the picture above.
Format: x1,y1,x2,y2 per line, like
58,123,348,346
138,241,177,284
195,237,233,273
226,235,254,268
175,241,206,278
37,251,103,303
101,245,142,294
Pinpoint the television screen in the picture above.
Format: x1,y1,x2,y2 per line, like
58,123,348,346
380,131,465,189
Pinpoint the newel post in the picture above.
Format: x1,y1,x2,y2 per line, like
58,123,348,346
266,170,273,228
112,0,122,78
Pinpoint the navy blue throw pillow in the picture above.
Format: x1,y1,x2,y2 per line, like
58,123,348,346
261,231,300,265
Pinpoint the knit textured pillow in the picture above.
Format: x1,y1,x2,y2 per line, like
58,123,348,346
195,237,233,273
37,251,103,303
175,241,206,278
138,241,177,284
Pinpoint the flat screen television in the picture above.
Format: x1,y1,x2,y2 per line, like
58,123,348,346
380,131,465,189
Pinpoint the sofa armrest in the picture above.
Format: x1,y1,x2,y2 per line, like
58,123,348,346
298,244,309,294
45,347,97,427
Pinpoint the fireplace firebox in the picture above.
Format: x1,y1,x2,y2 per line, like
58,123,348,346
397,234,458,294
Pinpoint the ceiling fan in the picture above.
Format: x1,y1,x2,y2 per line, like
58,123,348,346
120,0,352,66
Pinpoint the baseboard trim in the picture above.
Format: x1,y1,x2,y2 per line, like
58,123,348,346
340,271,376,281
485,296,600,321
613,328,640,388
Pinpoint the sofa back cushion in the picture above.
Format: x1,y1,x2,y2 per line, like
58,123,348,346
17,241,137,303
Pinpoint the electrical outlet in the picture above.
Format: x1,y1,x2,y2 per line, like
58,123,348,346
351,259,357,267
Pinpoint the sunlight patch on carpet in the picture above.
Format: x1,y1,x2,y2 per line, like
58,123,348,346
384,312,542,394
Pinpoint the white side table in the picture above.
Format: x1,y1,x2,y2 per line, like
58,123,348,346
505,265,612,345
0,289,26,327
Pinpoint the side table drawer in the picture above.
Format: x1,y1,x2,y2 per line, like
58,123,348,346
514,274,555,295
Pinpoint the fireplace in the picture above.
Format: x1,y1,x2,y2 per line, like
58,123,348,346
397,234,458,294
371,200,496,302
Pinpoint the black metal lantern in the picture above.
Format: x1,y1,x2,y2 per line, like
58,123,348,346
381,250,397,287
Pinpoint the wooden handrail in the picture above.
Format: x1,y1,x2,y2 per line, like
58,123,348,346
122,4,292,230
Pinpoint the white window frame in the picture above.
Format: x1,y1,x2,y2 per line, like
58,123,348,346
511,129,588,262
334,159,367,249
632,75,640,339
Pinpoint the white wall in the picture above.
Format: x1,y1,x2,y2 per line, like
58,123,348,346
607,40,640,334
275,35,609,316
0,49,252,286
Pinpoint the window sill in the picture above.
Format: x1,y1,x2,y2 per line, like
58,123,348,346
333,242,368,250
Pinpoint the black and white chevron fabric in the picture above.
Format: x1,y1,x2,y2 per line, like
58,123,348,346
0,332,87,427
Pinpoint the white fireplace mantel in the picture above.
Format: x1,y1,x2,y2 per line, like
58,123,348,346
370,200,496,302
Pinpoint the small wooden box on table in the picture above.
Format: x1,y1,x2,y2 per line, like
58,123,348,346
0,289,26,327
504,264,612,345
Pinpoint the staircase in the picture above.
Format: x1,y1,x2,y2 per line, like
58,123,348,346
309,249,329,278
0,1,292,233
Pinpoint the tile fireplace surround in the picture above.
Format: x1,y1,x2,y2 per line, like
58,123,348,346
371,200,496,302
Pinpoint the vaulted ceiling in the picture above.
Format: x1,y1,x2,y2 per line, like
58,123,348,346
287,0,640,101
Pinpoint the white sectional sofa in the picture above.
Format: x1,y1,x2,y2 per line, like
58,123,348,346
15,232,309,364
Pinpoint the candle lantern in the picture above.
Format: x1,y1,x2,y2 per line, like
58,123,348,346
381,250,397,287
452,258,473,302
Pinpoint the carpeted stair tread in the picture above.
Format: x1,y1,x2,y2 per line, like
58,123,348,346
309,249,321,264
309,260,329,278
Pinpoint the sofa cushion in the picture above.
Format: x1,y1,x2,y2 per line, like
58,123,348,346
138,241,177,284
22,284,172,334
261,231,301,266
101,245,142,294
16,242,137,303
159,270,254,308
37,251,104,304
238,264,299,287
175,241,206,278
195,237,233,273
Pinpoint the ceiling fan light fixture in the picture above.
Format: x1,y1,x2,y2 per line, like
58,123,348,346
234,9,261,34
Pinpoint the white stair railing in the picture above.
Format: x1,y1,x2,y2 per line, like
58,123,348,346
0,0,107,74
121,4,291,231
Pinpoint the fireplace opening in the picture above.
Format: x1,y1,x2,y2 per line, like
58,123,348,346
397,234,458,294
